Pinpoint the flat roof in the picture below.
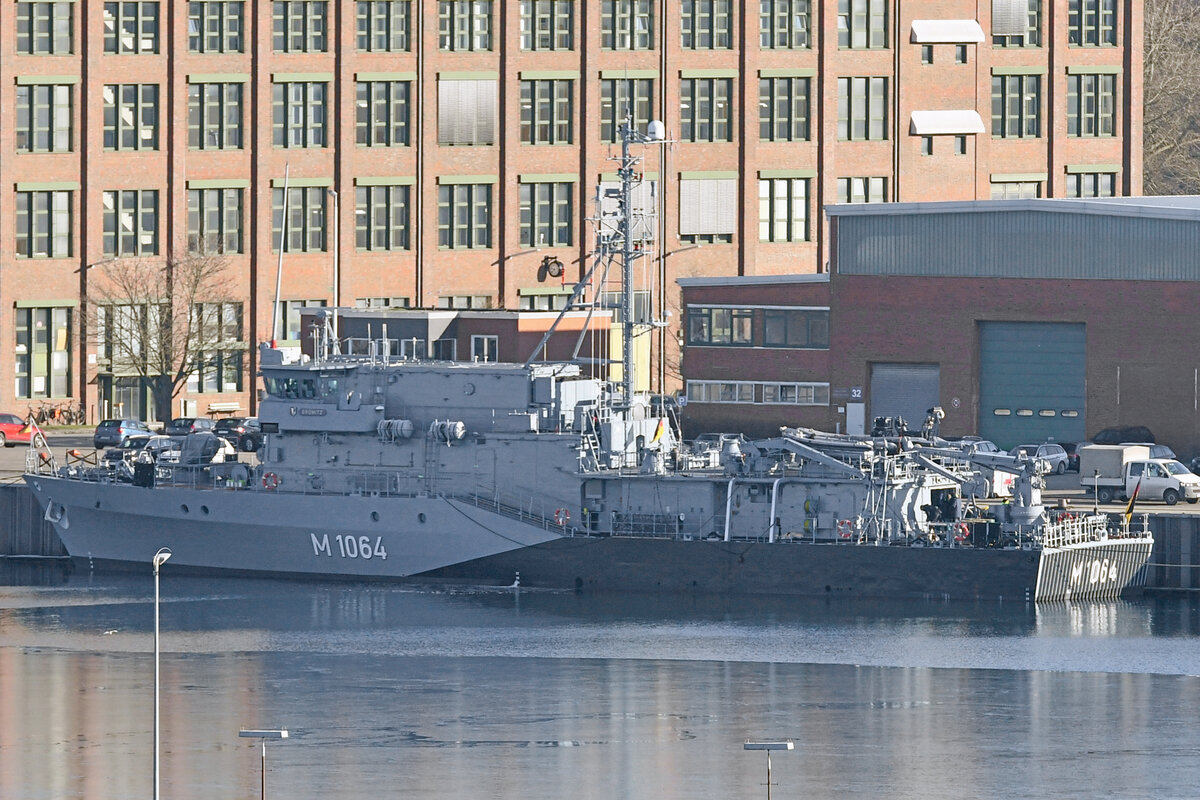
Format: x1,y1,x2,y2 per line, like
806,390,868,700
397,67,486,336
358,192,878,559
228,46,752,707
825,196,1200,223
677,273,830,288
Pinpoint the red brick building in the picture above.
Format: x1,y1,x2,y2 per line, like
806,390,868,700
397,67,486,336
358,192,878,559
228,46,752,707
680,197,1200,457
0,1,1140,421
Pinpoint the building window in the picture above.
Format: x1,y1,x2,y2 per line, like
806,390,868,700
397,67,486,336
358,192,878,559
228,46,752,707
276,299,325,342
189,2,244,53
600,290,652,323
680,78,732,143
1066,172,1116,197
682,0,731,49
187,188,242,254
1068,0,1116,46
271,187,327,252
272,1,326,52
437,184,492,249
17,2,73,55
272,82,327,147
520,0,572,50
687,307,753,345
16,85,72,153
761,383,831,404
763,309,829,348
472,335,499,362
438,79,497,146
437,295,492,309
439,1,491,51
993,0,1041,47
838,0,887,48
920,136,933,155
357,0,409,51
355,297,411,308
600,78,654,143
1067,73,1116,137
759,77,810,141
16,190,72,259
520,183,572,248
760,0,810,48
686,380,829,405
685,381,754,403
836,176,887,203
680,179,735,243
356,81,410,146
15,307,71,399
103,84,159,150
921,44,933,63
188,83,243,149
602,0,653,50
955,44,968,63
187,303,243,393
837,76,888,140
991,75,1041,137
103,2,158,53
758,178,808,242
990,180,1041,199
520,80,573,144
519,292,570,311
102,189,159,257
355,185,410,251
954,135,967,154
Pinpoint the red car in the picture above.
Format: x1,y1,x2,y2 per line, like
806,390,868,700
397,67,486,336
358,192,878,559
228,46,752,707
0,413,45,447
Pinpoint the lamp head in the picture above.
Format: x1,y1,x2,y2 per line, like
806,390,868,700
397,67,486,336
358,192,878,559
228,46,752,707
153,547,172,568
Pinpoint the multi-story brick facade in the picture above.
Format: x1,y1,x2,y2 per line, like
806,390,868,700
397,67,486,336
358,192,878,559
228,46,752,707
0,1,1140,422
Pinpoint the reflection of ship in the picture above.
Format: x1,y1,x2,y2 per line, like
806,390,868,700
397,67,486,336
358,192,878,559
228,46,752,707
24,120,1151,602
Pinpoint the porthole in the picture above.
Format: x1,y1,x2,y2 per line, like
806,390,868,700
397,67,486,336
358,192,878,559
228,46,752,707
201,505,210,515
181,504,189,513
418,512,426,524
371,511,380,522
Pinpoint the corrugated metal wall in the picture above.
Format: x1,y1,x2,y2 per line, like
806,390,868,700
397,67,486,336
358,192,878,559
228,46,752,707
837,211,1200,280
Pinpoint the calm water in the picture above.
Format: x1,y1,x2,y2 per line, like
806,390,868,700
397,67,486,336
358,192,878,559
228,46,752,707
2,562,1200,800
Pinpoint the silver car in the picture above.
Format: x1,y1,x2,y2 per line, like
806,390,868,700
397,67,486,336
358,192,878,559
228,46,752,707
1009,442,1069,474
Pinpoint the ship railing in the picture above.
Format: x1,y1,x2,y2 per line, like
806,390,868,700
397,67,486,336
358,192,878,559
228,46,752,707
1040,512,1151,549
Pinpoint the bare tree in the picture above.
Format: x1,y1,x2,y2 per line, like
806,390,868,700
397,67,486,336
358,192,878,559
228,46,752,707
89,250,237,423
1144,0,1200,194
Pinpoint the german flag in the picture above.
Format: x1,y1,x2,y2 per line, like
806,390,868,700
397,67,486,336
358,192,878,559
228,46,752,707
1123,477,1142,527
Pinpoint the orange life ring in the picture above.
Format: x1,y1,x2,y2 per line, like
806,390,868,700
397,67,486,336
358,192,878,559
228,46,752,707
953,522,969,542
262,472,280,490
837,519,853,539
554,508,570,526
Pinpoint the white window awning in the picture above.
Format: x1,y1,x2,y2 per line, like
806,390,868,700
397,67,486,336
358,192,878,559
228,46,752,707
910,110,986,135
910,19,986,43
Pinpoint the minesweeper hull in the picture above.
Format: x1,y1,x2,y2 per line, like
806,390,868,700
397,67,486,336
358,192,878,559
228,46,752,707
25,475,1152,601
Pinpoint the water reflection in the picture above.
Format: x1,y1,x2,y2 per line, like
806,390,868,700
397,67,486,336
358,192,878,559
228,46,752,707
1,566,1200,799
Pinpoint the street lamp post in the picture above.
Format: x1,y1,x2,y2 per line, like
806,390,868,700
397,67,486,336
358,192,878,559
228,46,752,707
744,740,794,800
152,547,172,800
240,728,289,800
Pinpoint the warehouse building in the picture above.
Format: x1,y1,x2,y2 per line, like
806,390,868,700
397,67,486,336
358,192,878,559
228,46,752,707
680,197,1200,456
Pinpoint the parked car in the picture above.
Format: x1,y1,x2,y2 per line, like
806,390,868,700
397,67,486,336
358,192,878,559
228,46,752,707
93,418,153,449
1122,442,1176,460
1091,426,1155,445
164,417,215,437
212,417,263,452
1009,442,1070,474
1063,442,1082,472
0,412,45,447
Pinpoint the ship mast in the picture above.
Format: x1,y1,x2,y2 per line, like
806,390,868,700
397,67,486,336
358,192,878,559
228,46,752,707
614,116,664,408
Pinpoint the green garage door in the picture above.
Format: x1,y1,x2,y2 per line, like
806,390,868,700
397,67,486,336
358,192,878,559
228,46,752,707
979,322,1085,449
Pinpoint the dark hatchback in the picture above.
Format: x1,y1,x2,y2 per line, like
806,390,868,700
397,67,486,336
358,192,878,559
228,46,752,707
93,418,153,449
212,417,263,452
164,417,215,436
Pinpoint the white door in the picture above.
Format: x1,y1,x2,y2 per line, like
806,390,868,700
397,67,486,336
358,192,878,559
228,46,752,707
846,403,866,435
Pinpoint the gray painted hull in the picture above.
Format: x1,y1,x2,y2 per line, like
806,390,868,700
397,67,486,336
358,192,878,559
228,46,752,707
24,476,1152,600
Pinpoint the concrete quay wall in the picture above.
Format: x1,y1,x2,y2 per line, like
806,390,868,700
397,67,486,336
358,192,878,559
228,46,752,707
1,482,1198,591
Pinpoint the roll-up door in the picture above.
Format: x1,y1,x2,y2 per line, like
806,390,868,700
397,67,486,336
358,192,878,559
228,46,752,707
870,363,940,432
979,322,1085,449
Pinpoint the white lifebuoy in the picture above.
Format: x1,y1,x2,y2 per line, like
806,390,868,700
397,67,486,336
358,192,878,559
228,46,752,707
837,519,853,539
554,508,570,526
262,472,280,490
953,523,969,542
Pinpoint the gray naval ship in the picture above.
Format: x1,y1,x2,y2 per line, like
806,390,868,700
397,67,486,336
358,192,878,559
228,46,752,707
25,121,1152,602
